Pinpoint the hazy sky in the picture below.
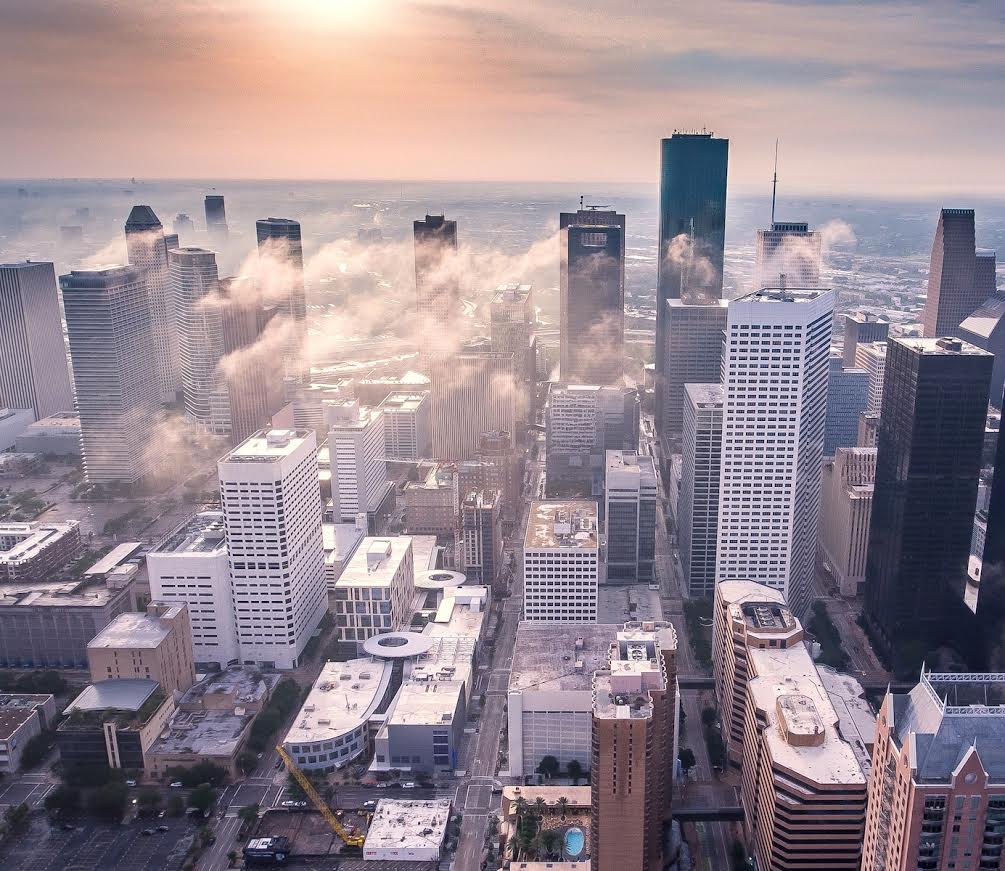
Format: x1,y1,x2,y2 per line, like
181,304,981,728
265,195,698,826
3,0,1004,193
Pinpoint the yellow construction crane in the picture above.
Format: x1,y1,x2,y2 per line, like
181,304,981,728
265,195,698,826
275,745,365,848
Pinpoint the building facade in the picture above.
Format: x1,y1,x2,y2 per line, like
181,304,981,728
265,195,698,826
662,299,727,436
753,221,821,290
959,296,1005,410
855,341,888,415
0,521,81,583
824,354,869,455
378,391,431,461
256,217,307,383
818,448,876,597
333,537,415,644
523,501,599,623
414,214,458,335
604,451,657,583
842,312,889,368
460,489,502,589
490,283,536,427
324,400,387,521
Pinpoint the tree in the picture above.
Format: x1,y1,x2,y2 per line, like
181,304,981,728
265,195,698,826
167,761,227,788
238,804,260,827
19,732,53,770
87,782,127,821
701,706,718,728
227,851,238,868
44,786,81,816
167,795,186,817
566,758,584,785
556,796,569,819
533,797,547,823
138,789,162,815
678,747,697,779
536,755,560,779
189,784,217,814
540,828,561,860
236,751,257,777
4,803,29,833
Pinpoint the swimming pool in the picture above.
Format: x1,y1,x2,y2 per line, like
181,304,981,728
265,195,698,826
564,826,585,858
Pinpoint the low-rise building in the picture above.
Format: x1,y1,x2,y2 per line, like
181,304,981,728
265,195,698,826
0,521,81,583
14,411,81,457
0,408,35,452
523,501,599,623
404,464,458,537
0,693,56,773
333,537,415,645
363,799,451,862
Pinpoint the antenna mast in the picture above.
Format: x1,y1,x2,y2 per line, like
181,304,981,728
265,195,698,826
770,139,779,225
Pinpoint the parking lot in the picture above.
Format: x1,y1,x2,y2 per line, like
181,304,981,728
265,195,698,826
0,813,194,871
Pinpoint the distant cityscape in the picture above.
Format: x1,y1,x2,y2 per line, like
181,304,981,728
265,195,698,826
0,131,1003,871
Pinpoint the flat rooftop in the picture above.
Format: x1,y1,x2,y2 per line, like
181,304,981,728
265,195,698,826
0,695,51,739
223,428,313,462
0,577,127,609
64,679,160,714
510,623,619,694
380,392,428,412
388,679,465,726
84,542,143,575
182,667,270,706
740,286,829,304
0,521,78,564
154,511,226,555
19,413,80,430
151,707,253,758
684,383,724,408
893,336,992,357
87,605,185,650
596,586,663,625
338,537,413,588
525,501,598,550
364,799,451,853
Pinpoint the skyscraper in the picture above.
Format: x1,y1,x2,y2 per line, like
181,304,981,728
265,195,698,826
490,283,535,427
818,447,876,597
823,354,869,455
125,205,180,402
218,428,327,669
842,312,889,367
323,400,387,522
173,213,194,239
204,195,228,245
60,266,161,484
921,208,994,337
976,384,1005,668
864,337,992,670
559,208,625,385
413,214,458,334
854,341,888,414
460,488,502,589
679,383,723,599
958,295,1005,409
0,261,74,420
655,132,728,433
604,450,657,583
256,218,307,383
753,221,822,290
662,298,727,436
716,286,834,617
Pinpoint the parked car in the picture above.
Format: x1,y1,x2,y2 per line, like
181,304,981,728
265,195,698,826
141,829,155,836
362,800,377,811
169,781,184,788
125,780,137,787
402,782,417,790
156,825,169,833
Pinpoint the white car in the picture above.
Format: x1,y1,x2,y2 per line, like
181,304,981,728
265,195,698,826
402,782,417,790
169,781,184,788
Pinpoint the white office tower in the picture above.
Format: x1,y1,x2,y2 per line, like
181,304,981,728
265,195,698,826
218,429,327,669
0,261,74,421
378,391,431,461
523,500,599,622
333,536,415,644
716,286,834,618
60,266,161,484
324,400,387,522
854,341,887,414
604,451,658,584
753,222,822,290
679,384,724,598
125,206,181,401
147,511,239,668
170,247,229,434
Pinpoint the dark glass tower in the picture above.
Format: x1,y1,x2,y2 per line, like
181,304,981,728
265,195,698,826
256,217,307,385
204,195,228,244
655,132,728,433
864,337,993,672
559,208,625,385
413,214,458,334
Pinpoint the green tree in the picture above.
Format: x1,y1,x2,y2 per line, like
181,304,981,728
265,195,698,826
701,706,718,727
167,794,186,817
44,785,81,816
236,751,258,777
227,851,238,867
87,782,128,821
238,803,260,827
540,828,561,860
556,795,569,819
536,755,560,779
566,758,584,785
189,783,217,814
138,789,162,815
678,747,697,778
4,803,30,833
533,796,547,820
19,731,53,769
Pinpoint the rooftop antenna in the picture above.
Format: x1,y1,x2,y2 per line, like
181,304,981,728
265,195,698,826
770,139,779,225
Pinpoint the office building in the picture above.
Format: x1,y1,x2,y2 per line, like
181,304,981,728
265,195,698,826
862,672,1005,871
125,205,180,401
333,537,415,644
975,387,1005,669
86,602,196,696
147,511,239,669
364,799,452,862
324,400,387,522
60,266,161,484
170,247,229,433
679,384,723,598
460,489,502,589
922,208,996,337
0,521,80,583
546,384,640,495
604,451,657,583
414,214,458,333
15,411,81,457
857,412,880,449
219,429,327,670
959,295,1005,408
753,221,821,290
490,283,536,426
842,313,889,368
591,621,678,871
662,298,727,436
429,349,515,461
173,213,194,238
523,501,599,623
204,195,228,244
855,341,888,414
655,132,729,432
468,430,522,520
256,218,307,382
322,517,366,591
378,391,431,461
559,208,625,385
824,354,869,455
864,338,993,671
716,286,834,618
0,262,75,421
404,464,458,537
0,694,57,773
355,370,428,407
819,448,876,597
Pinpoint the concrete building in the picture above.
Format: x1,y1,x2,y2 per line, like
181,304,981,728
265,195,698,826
86,602,196,696
591,621,678,871
404,465,458,537
219,429,327,670
842,312,889,368
679,384,724,599
716,286,834,618
333,537,415,644
0,694,56,773
413,215,458,335
546,384,640,496
125,205,180,401
824,354,869,455
862,672,1005,871
507,622,620,778
858,410,880,448
322,517,367,591
959,295,1005,409
753,221,822,290
15,412,81,457
661,298,727,437
148,512,238,669
819,448,876,596
0,261,75,421
363,799,451,862
604,451,657,583
460,489,502,589
429,349,516,461
855,340,888,415
0,521,80,583
378,391,431,460
0,408,33,453
490,283,536,427
560,208,626,385
460,430,522,521
60,266,161,484
324,400,387,521
523,501,599,623
355,370,428,407
256,218,307,382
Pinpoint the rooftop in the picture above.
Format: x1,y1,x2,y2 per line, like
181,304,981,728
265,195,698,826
893,336,992,357
182,666,271,706
740,286,829,304
593,622,674,721
87,605,186,650
325,400,381,431
223,429,314,463
154,511,226,555
0,521,79,565
379,392,429,413
151,707,255,758
960,297,1005,341
0,576,129,609
64,679,160,715
525,501,598,550
684,383,724,408
387,679,465,727
338,537,413,588
0,695,51,740
364,799,451,853
84,542,143,575
18,412,80,430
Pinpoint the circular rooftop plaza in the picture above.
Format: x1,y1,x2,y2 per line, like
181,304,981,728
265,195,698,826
414,569,467,590
362,631,435,659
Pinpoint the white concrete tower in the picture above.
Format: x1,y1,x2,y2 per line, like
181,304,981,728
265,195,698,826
324,400,387,522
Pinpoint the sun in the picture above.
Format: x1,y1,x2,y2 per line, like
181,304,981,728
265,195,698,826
289,0,384,28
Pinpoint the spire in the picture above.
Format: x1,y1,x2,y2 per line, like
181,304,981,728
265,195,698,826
125,205,162,232
770,139,779,225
